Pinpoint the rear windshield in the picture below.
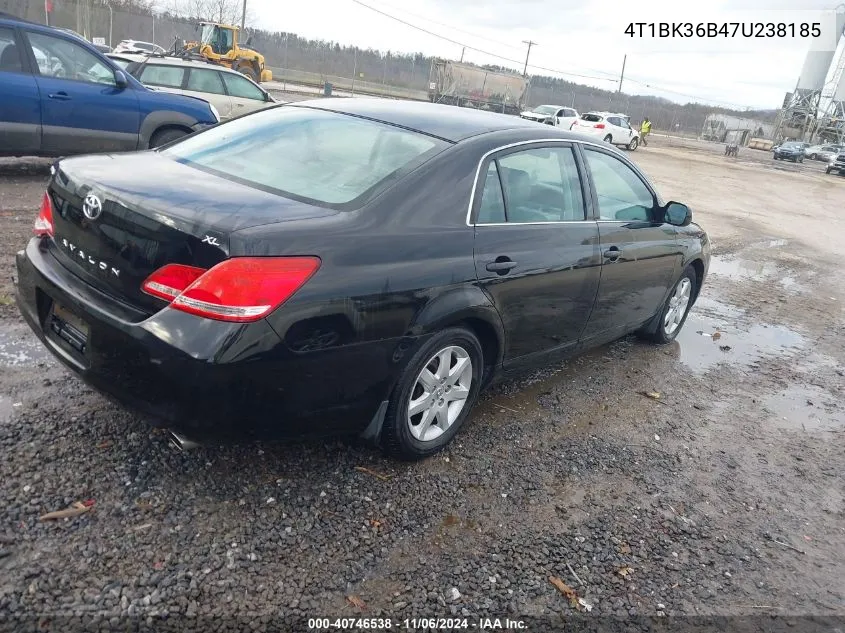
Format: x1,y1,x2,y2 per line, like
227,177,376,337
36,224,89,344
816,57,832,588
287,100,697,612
533,106,557,115
782,142,802,148
162,106,448,209
581,113,603,122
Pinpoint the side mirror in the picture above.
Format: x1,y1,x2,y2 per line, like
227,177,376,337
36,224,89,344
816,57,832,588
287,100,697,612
114,69,128,88
664,201,692,226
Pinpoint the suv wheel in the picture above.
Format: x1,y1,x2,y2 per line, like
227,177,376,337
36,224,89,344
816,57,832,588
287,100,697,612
627,137,639,151
603,134,613,143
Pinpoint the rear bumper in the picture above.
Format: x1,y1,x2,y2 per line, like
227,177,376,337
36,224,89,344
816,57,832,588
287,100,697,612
15,238,406,442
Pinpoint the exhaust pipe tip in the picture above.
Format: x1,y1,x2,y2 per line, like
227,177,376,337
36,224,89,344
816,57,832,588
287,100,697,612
167,429,201,452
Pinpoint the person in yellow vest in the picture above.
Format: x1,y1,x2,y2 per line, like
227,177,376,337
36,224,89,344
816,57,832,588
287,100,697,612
640,118,652,146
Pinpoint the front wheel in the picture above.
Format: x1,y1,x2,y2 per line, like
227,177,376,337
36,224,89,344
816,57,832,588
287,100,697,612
639,267,697,344
381,328,484,460
627,137,639,151
236,64,259,82
826,167,832,174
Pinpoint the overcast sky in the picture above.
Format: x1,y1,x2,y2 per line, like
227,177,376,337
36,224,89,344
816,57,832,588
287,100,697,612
246,0,845,110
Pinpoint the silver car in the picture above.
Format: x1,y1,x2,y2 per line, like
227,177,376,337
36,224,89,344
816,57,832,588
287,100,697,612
805,143,843,161
108,54,278,121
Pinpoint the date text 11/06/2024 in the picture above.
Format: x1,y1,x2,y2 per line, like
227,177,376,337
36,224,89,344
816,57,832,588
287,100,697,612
307,618,527,630
624,22,821,38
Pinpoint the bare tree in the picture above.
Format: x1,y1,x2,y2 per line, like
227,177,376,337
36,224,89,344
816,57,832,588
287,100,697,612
166,0,251,26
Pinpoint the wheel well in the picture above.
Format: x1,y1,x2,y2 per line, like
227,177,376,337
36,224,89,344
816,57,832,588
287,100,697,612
151,124,192,142
457,317,500,385
689,258,705,300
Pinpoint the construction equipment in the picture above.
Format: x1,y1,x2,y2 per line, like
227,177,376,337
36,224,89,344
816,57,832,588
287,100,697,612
179,22,272,83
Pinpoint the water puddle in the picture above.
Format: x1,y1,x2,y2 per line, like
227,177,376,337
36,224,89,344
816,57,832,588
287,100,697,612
708,256,778,281
763,385,844,431
0,324,52,368
675,297,805,373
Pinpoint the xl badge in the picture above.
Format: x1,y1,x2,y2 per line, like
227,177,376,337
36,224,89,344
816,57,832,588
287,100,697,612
82,193,103,221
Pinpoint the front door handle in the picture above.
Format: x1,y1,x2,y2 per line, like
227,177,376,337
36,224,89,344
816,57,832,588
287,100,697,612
603,247,622,261
48,92,71,101
486,259,517,274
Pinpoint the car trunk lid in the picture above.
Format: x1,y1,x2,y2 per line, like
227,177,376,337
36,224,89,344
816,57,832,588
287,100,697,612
47,152,336,316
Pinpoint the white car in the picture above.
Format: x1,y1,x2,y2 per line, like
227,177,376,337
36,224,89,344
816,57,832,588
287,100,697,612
570,111,640,150
805,143,843,161
113,39,165,55
519,105,579,129
108,54,278,121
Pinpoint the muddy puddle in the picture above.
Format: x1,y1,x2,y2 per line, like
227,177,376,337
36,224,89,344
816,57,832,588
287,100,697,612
0,324,52,367
675,296,805,374
707,253,803,291
763,384,844,431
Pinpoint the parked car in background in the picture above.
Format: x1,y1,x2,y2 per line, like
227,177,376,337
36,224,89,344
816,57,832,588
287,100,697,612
108,54,277,121
113,39,165,55
519,104,579,129
570,111,640,150
805,143,842,161
772,141,805,162
0,13,220,157
15,99,709,459
825,151,845,175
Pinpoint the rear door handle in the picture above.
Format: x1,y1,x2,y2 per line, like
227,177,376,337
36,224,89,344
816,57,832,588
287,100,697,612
603,247,622,261
486,260,518,273
48,92,71,101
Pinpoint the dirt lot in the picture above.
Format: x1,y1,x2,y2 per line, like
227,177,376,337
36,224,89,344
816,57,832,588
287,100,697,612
0,135,843,630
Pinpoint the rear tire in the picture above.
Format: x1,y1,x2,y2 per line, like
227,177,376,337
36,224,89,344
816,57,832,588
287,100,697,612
826,167,832,174
603,134,613,143
381,327,483,460
149,127,189,149
639,266,697,344
237,64,258,82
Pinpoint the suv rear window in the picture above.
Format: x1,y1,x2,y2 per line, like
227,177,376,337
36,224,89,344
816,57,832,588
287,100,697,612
582,113,603,122
162,106,449,209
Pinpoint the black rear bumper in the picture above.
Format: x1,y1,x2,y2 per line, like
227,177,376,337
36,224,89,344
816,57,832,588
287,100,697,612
15,238,404,442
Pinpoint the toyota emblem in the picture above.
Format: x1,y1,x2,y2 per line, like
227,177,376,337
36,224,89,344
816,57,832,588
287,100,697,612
82,193,103,220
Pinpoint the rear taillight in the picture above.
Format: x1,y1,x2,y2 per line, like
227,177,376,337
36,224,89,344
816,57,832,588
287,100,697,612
594,123,605,129
34,192,54,238
141,263,206,301
142,257,321,323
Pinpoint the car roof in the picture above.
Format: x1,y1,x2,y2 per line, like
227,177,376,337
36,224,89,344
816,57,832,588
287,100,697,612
126,55,256,76
289,98,575,142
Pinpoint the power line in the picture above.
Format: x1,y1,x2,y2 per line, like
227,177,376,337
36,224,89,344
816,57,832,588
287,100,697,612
348,0,762,108
348,0,618,84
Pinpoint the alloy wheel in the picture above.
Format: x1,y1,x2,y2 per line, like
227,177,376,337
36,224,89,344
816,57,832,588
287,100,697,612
407,345,473,442
663,278,692,336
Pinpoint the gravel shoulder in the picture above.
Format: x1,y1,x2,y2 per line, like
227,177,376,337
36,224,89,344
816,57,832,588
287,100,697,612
0,139,843,627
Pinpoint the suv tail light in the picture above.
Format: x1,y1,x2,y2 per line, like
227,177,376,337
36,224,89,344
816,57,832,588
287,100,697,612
142,257,321,323
34,192,54,238
594,123,606,129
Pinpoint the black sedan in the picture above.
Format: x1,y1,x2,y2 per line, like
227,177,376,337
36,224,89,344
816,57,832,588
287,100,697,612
14,99,710,460
773,141,806,162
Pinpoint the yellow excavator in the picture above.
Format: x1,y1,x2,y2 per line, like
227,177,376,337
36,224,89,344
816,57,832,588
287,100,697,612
179,22,273,83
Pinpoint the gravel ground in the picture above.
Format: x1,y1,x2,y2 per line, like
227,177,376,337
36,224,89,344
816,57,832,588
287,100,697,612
0,138,843,631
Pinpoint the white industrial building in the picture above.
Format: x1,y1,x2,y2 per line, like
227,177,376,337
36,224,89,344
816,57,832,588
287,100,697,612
701,114,774,144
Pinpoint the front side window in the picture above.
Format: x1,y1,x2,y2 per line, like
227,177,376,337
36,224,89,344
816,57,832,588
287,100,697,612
583,148,654,222
222,72,264,100
476,146,584,224
162,106,447,208
140,64,184,88
27,31,115,85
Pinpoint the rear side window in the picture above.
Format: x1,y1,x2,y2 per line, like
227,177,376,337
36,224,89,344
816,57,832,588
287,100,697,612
477,163,506,224
0,28,22,73
140,64,184,88
162,106,448,209
582,113,602,122
187,68,225,94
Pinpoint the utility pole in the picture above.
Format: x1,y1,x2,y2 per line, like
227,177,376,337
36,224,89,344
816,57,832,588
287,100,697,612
241,0,247,30
618,54,627,93
522,40,537,77
460,47,465,63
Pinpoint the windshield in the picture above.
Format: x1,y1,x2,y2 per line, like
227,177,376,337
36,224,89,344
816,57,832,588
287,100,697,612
532,106,557,115
162,107,449,209
201,24,216,45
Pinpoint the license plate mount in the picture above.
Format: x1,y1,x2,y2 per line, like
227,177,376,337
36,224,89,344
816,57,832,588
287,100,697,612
48,301,89,355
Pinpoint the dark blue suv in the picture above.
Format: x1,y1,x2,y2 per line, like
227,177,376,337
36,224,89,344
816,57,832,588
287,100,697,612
0,13,219,157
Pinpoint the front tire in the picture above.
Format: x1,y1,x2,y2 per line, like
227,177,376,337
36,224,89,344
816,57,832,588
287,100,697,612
627,137,639,151
382,328,484,460
640,266,697,344
236,64,259,82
